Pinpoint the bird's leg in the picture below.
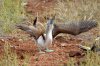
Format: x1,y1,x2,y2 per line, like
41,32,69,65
38,46,45,53
45,47,54,52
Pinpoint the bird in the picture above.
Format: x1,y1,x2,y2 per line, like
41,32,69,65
17,16,55,53
37,17,55,53
53,20,98,38
17,17,98,39
16,16,98,53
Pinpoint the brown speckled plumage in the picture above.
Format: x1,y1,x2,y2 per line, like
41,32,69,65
53,20,98,37
17,19,98,39
16,17,45,39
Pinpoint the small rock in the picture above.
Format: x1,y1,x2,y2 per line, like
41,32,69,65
61,43,67,47
1,39,5,42
18,39,23,42
69,51,84,57
79,45,91,51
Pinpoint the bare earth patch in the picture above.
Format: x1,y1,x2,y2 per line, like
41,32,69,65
0,27,99,66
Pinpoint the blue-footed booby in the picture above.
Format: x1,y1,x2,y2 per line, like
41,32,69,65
16,16,98,53
37,17,54,53
17,17,55,53
17,18,98,39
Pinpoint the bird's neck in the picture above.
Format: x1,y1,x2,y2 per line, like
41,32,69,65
47,28,52,35
46,29,53,39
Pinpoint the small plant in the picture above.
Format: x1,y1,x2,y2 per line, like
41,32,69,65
0,41,19,66
0,41,30,66
66,51,100,66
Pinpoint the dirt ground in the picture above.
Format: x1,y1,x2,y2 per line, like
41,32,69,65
0,0,99,66
0,27,99,66
25,0,56,15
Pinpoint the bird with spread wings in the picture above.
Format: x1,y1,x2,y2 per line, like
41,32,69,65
16,16,98,53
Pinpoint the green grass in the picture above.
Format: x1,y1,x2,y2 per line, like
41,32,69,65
0,0,25,33
0,41,19,66
0,0,30,66
0,41,30,66
66,51,100,66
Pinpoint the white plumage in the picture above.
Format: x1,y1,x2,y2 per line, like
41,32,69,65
37,34,46,49
36,17,54,53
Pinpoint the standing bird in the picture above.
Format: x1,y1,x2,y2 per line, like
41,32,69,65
17,17,54,53
16,17,98,53
37,17,54,53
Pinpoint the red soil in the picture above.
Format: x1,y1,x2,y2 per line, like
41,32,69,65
25,0,56,15
0,27,98,66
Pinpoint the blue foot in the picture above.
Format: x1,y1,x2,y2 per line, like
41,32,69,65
45,49,54,52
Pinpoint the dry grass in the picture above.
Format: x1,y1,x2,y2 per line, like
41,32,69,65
54,0,100,23
0,41,30,66
66,51,100,66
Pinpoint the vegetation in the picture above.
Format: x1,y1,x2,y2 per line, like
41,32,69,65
66,51,100,66
0,0,25,33
0,41,30,66
54,0,100,23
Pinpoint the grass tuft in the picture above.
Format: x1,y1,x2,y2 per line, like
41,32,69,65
0,0,25,33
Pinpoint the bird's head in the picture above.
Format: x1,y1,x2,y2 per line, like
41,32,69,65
46,16,55,30
47,18,54,30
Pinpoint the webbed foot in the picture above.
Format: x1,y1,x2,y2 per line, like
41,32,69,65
45,49,54,52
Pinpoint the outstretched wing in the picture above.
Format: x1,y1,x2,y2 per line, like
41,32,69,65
16,17,45,39
53,20,98,38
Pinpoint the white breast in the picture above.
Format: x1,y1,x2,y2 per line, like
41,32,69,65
45,30,53,46
37,34,46,48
